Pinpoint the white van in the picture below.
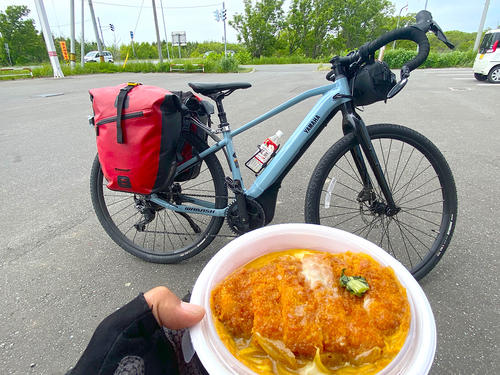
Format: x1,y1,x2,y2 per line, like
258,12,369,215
84,50,114,63
473,29,500,83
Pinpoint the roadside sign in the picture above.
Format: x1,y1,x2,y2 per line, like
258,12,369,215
59,41,69,61
171,31,187,46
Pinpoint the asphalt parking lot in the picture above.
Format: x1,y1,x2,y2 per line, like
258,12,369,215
0,66,499,374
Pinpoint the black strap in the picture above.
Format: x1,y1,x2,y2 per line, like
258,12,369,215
116,83,139,144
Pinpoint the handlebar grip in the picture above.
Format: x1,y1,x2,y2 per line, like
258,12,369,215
360,26,430,72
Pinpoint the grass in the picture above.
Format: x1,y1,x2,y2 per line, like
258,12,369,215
1,50,476,80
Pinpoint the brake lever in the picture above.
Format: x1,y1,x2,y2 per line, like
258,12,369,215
326,69,335,81
430,23,455,49
387,66,410,100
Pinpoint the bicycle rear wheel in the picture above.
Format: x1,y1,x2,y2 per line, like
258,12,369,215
305,124,457,280
90,132,228,263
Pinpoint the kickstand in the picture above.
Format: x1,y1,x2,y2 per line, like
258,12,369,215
177,212,201,233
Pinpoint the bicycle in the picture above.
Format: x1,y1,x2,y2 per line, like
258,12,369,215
90,10,457,280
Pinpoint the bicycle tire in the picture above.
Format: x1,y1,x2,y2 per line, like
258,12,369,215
90,132,228,263
305,124,457,280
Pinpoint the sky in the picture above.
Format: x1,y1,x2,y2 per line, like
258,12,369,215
1,0,499,46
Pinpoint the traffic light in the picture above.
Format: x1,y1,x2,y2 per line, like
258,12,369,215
222,9,227,21
109,23,114,31
213,10,220,22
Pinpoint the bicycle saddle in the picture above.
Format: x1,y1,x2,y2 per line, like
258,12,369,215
188,82,251,96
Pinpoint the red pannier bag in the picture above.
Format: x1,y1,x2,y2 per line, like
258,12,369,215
89,83,182,194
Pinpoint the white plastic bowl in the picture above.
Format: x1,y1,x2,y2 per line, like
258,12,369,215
190,224,436,375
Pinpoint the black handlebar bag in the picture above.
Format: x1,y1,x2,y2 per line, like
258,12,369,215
89,83,182,195
352,61,396,106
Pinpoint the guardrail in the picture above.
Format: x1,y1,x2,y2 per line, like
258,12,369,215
0,67,33,78
169,63,204,73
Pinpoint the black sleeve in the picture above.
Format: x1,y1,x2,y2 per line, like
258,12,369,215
68,294,179,375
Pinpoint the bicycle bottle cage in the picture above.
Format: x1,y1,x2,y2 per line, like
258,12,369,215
351,60,396,106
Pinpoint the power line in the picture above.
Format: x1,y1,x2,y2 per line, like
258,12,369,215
93,1,220,9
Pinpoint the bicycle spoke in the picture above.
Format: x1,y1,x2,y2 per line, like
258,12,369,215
400,204,443,215
181,178,213,191
321,191,358,204
152,215,158,252
116,210,140,228
399,186,443,207
158,210,174,249
394,217,437,242
323,204,361,211
166,211,184,247
333,159,363,186
378,138,393,191
319,208,362,220
391,142,405,192
324,211,362,226
109,201,136,218
399,209,441,227
384,219,396,258
352,216,379,236
173,212,195,241
392,147,416,193
396,174,438,202
393,217,416,268
105,196,132,206
334,179,362,195
343,154,364,186
394,155,426,199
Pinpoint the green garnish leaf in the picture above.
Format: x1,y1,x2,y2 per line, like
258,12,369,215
339,268,369,297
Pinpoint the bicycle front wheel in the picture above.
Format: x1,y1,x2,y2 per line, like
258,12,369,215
305,124,457,280
90,132,228,263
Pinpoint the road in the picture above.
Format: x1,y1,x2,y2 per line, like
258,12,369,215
0,66,499,374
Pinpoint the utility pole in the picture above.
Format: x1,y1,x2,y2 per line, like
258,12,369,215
34,0,64,77
70,0,76,69
97,17,105,48
88,0,104,62
474,0,491,51
159,0,170,60
81,0,85,65
222,2,227,57
152,0,163,64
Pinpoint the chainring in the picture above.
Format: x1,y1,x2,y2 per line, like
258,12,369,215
226,198,266,235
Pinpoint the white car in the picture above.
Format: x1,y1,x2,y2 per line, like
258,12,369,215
84,50,114,63
473,29,500,83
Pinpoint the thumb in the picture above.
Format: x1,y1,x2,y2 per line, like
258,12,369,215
164,301,206,330
145,286,205,329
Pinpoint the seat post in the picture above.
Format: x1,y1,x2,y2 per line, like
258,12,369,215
211,94,230,130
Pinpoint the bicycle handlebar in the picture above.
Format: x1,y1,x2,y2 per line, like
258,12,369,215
336,26,429,78
333,10,454,80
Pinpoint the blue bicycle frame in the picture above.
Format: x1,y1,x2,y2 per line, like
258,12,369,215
150,76,352,217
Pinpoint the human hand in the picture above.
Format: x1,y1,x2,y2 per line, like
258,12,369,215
144,286,205,329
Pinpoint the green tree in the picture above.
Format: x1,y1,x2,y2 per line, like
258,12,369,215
0,5,46,65
284,0,339,58
230,0,285,57
333,0,394,50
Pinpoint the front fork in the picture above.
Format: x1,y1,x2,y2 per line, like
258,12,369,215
341,103,400,216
